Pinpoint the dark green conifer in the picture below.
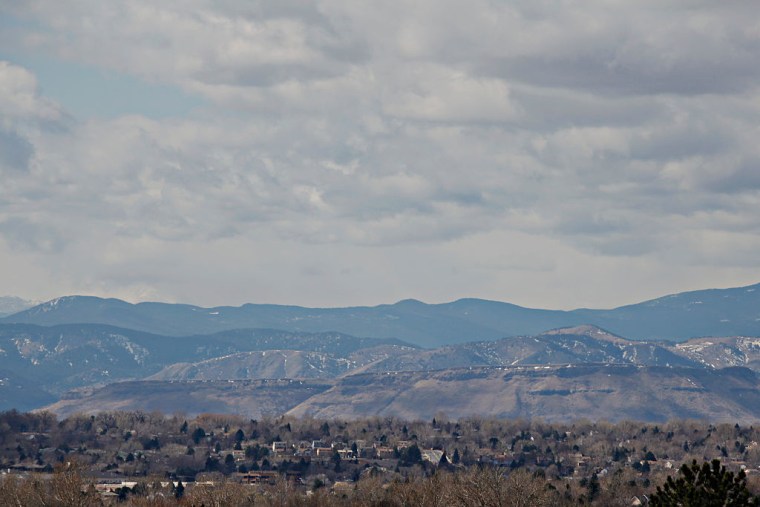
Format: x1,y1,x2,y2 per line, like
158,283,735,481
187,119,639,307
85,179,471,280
651,459,760,506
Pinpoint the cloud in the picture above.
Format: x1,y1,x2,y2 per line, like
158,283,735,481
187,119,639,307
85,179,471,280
0,217,65,253
0,61,61,121
0,61,63,177
381,64,517,123
0,2,759,308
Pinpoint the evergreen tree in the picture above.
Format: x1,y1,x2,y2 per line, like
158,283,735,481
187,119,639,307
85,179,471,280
651,459,760,506
224,453,236,474
586,473,600,503
401,444,423,466
192,427,206,445
174,480,184,499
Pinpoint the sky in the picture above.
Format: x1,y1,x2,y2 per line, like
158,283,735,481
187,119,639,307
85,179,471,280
0,1,759,310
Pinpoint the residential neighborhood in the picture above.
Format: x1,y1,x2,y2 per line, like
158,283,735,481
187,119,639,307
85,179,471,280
1,410,759,504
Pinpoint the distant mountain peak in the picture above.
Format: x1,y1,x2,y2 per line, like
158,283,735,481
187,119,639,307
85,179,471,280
627,281,760,308
38,295,114,306
43,295,77,306
25,295,94,314
394,298,426,306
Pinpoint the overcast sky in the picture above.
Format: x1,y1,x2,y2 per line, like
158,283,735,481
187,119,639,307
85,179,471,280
1,1,759,310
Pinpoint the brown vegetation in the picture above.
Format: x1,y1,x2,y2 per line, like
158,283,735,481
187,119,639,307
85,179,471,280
1,410,759,505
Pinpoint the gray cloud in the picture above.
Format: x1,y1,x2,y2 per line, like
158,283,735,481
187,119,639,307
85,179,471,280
0,217,65,254
0,2,759,308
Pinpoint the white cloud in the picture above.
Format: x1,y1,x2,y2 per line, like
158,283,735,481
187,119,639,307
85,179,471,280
0,1,759,308
0,61,61,122
381,64,517,122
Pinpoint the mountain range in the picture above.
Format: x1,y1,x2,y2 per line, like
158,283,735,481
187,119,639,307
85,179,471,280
0,323,410,405
1,321,759,420
4,282,760,346
2,282,760,422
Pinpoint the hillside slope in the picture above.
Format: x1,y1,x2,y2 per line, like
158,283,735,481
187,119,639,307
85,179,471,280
42,365,760,423
146,344,413,381
0,323,409,402
287,365,760,422
44,379,333,420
